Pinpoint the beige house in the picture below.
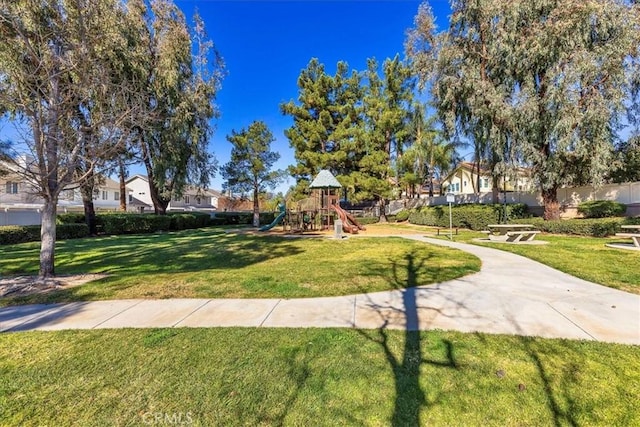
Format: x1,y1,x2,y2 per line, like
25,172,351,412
441,162,534,195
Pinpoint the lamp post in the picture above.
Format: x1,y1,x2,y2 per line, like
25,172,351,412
446,192,455,240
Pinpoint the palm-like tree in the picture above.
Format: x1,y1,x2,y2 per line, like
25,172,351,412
404,104,459,197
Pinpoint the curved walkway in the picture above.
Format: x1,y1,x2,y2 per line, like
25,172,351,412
1,235,638,344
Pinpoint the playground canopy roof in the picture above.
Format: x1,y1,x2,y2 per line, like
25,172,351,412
309,170,342,189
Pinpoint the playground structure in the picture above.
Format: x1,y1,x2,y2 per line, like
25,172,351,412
258,170,366,234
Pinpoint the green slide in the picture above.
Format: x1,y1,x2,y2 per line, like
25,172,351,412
259,203,286,231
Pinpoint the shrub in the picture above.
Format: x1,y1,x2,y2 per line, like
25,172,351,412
57,223,91,239
0,223,89,245
524,217,624,237
577,200,627,218
395,209,410,222
354,216,379,225
98,213,172,235
408,203,529,230
56,213,86,224
167,212,211,230
211,211,276,226
0,225,41,245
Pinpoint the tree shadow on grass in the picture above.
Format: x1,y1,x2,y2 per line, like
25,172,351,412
357,252,462,426
504,313,582,427
0,230,304,305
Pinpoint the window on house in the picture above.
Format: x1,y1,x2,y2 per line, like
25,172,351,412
102,191,108,200
196,197,201,205
114,191,120,201
463,180,467,187
184,195,190,204
128,194,133,203
5,181,18,194
483,178,489,188
455,183,460,192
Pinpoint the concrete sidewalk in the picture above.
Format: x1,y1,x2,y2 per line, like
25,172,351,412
1,235,638,345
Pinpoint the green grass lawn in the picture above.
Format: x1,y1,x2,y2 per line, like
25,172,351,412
0,228,480,306
1,328,637,426
463,230,638,294
368,223,640,294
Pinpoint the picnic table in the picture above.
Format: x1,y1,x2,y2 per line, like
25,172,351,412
484,224,541,243
616,225,640,248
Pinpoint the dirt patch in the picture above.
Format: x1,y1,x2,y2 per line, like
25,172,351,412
0,273,108,298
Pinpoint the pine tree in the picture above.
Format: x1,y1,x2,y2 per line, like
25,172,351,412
221,121,284,227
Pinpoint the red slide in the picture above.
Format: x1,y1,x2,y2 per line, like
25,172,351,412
330,204,364,234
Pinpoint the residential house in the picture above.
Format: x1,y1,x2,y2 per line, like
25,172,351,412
0,156,129,225
125,175,221,212
441,162,534,195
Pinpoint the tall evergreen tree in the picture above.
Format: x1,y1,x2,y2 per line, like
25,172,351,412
280,58,362,197
221,121,284,227
353,56,414,220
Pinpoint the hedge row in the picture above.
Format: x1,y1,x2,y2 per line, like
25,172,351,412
56,212,213,234
0,223,90,245
408,204,529,230
577,200,627,218
3,212,211,245
522,217,640,237
211,212,276,226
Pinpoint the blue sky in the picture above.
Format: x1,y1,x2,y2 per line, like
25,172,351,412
174,0,452,193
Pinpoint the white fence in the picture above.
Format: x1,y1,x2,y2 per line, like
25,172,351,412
0,209,41,226
388,181,640,216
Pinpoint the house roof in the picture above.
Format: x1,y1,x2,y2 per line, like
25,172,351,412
309,170,342,189
125,174,148,184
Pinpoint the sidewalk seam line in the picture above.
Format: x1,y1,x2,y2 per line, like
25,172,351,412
547,302,596,340
352,295,357,328
259,299,281,327
172,300,212,327
91,300,145,329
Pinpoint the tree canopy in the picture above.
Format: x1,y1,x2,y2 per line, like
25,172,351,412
221,120,284,227
281,56,415,215
0,0,224,278
407,0,640,219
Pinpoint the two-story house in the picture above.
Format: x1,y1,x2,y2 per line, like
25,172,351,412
125,175,221,213
441,162,534,195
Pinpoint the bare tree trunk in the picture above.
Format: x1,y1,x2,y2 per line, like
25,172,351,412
253,186,260,227
378,198,388,223
141,136,168,214
80,169,98,235
118,158,127,211
39,197,57,278
491,175,500,204
428,172,434,197
542,187,560,220
81,185,98,235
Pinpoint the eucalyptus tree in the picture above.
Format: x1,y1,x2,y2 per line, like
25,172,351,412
221,121,285,227
407,0,640,219
126,0,224,214
0,0,141,278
